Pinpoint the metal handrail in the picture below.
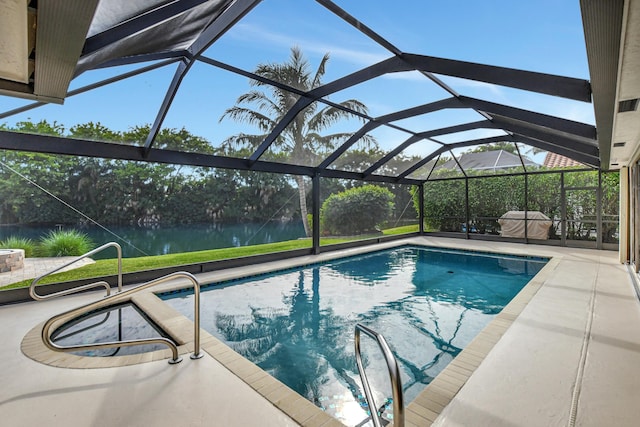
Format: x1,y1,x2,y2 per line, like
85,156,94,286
30,242,123,301
355,323,404,427
51,310,123,357
41,271,203,364
50,311,113,342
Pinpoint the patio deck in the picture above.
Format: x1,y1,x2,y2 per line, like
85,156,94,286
0,236,638,426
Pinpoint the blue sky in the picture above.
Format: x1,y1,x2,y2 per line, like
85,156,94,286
0,0,592,163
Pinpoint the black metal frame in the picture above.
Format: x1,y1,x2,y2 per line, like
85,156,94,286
0,0,611,255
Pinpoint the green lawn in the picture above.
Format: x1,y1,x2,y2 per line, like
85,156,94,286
383,224,420,235
1,225,419,291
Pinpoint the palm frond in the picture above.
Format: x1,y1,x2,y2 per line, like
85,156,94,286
289,46,311,89
220,47,377,168
221,133,267,151
219,107,277,133
235,90,284,118
306,107,355,133
313,132,355,149
314,132,377,152
338,99,369,115
255,50,311,92
311,53,330,89
356,134,377,149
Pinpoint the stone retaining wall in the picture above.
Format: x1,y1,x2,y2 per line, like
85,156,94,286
0,249,24,273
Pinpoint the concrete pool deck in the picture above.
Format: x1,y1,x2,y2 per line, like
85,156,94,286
0,236,638,426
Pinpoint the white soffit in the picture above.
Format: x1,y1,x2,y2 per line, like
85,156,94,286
34,0,100,103
0,0,28,84
613,0,640,167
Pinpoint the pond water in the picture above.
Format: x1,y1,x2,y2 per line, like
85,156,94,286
0,221,306,258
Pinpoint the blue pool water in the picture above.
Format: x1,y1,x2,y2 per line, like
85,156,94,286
162,246,547,426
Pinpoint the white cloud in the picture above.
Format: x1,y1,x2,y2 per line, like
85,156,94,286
228,23,388,66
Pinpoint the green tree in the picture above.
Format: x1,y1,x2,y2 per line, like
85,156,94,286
420,178,466,231
220,46,374,237
68,122,122,218
321,185,394,235
0,120,77,224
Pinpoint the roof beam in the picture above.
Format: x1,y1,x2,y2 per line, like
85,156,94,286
247,95,315,163
362,135,425,177
316,0,465,98
244,49,593,165
401,53,592,102
0,130,422,185
316,0,402,55
513,134,600,167
397,146,450,180
376,97,461,124
373,95,596,139
419,120,497,139
397,136,515,179
458,96,597,139
248,56,409,163
364,120,499,178
199,56,371,123
367,135,512,178
445,135,518,150
318,121,382,169
490,115,599,157
317,95,596,174
90,50,191,70
361,120,498,177
143,59,192,155
310,56,410,98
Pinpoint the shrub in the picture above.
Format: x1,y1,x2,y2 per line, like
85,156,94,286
321,185,394,235
0,236,36,257
38,230,94,257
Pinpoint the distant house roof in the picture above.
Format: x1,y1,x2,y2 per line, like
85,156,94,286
439,150,539,172
543,152,583,168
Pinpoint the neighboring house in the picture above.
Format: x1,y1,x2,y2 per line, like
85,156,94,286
543,152,583,168
438,149,539,172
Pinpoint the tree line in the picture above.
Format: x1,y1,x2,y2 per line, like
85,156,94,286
0,120,418,230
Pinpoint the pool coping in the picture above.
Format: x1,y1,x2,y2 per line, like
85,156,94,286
403,254,559,425
20,238,558,427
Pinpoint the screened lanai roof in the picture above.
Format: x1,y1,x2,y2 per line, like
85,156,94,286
0,0,636,183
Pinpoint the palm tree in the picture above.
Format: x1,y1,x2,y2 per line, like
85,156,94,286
220,46,374,236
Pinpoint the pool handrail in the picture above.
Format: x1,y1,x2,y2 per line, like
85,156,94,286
41,271,203,364
30,242,123,301
50,310,122,357
354,323,404,427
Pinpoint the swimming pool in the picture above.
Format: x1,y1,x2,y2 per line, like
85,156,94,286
162,246,547,426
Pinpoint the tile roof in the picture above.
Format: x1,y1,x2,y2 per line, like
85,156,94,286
543,152,582,168
440,150,538,171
